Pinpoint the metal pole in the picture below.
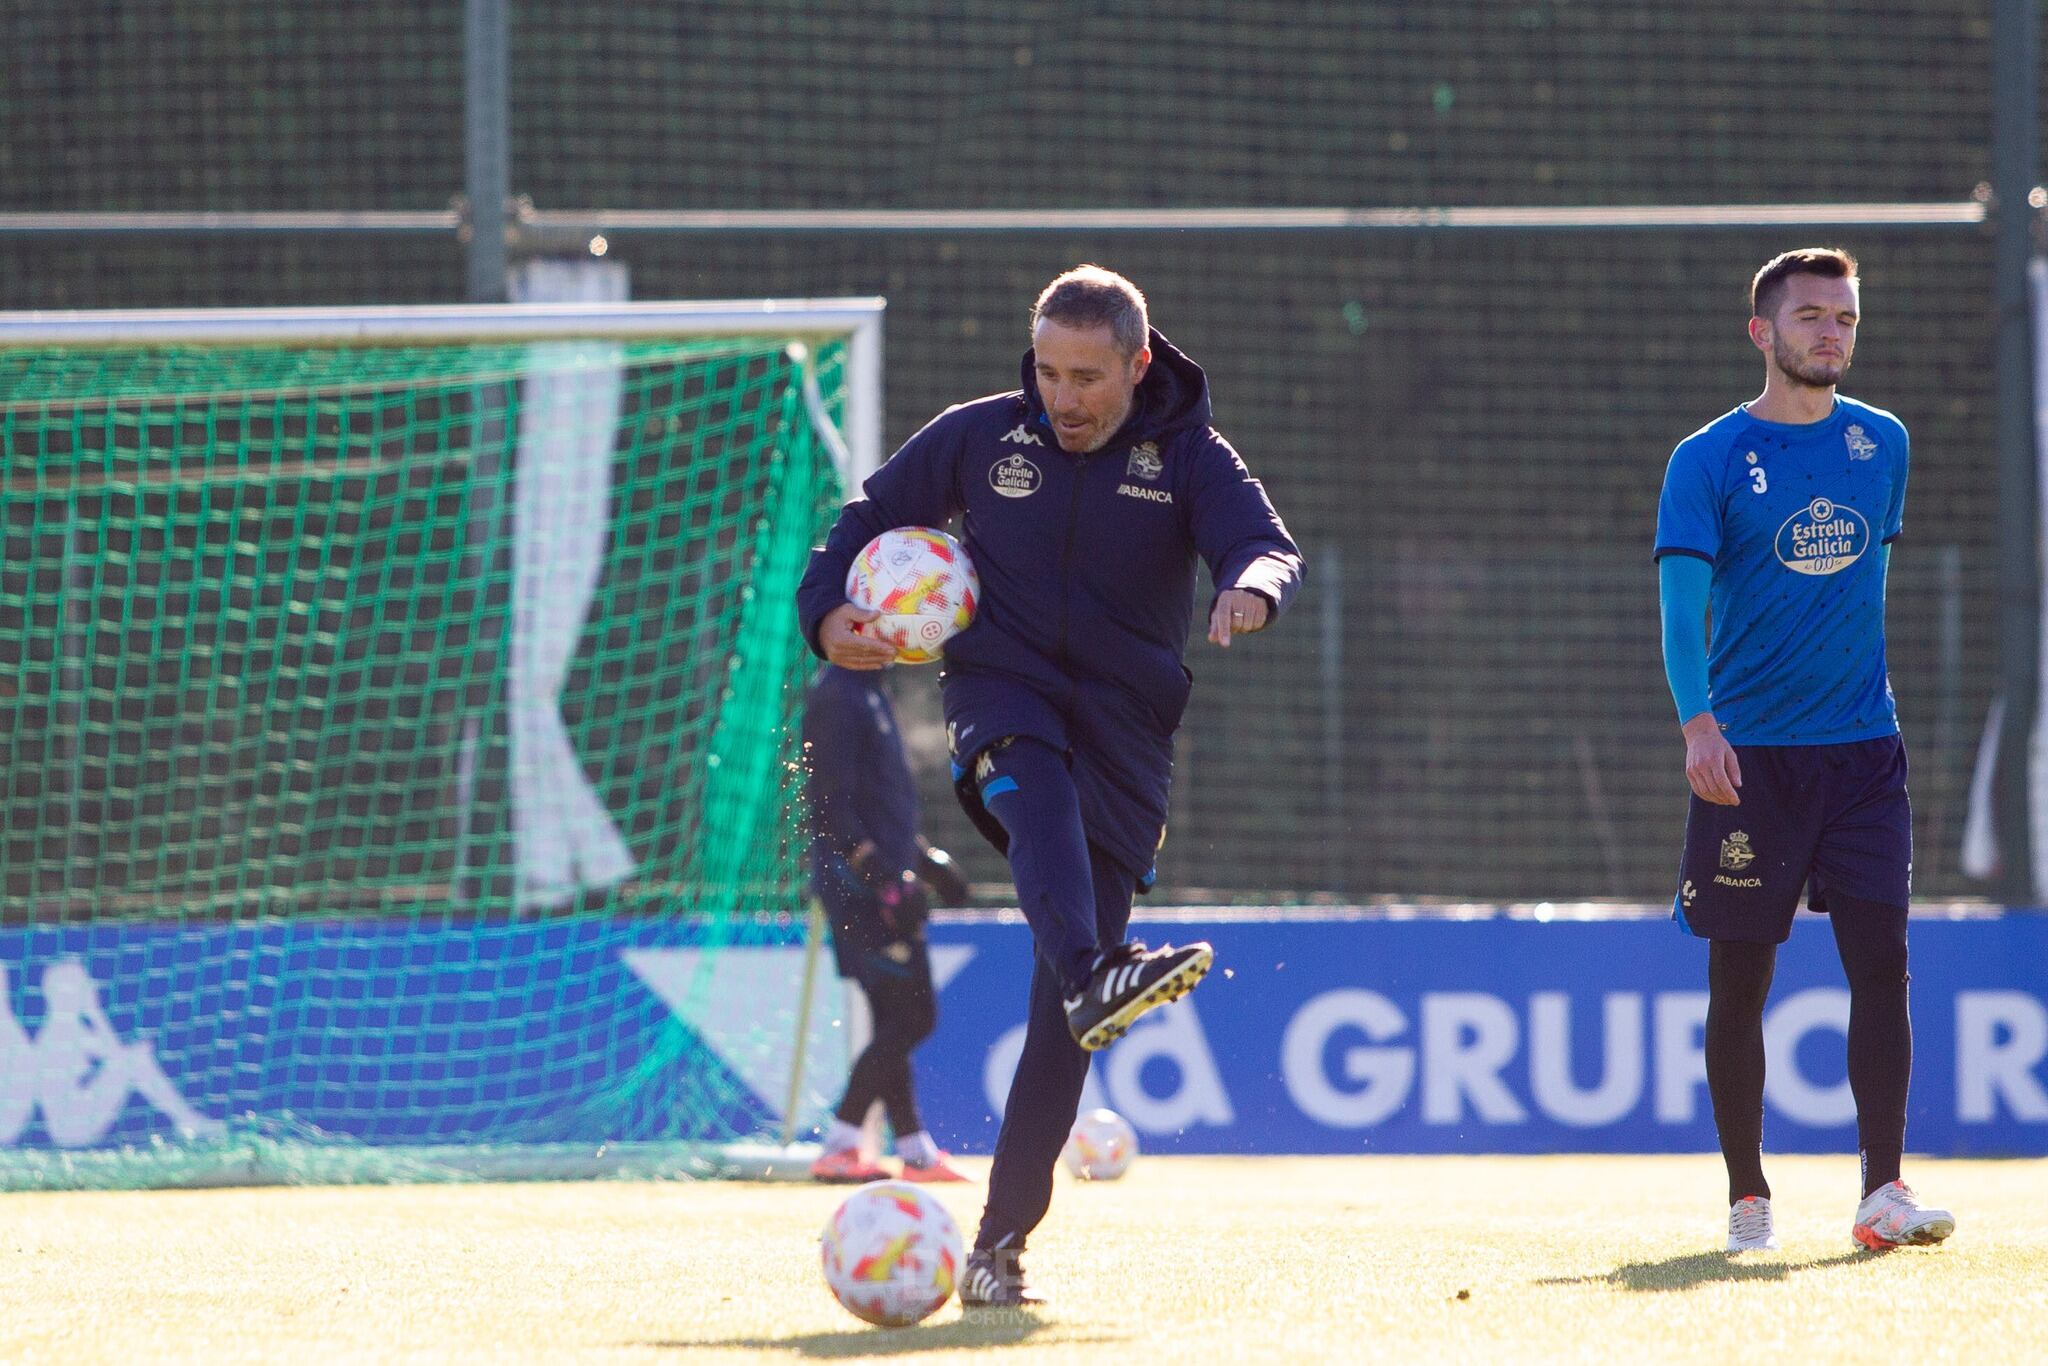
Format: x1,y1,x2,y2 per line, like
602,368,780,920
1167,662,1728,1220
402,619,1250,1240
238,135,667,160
1928,544,1964,887
0,202,1991,242
779,899,828,1146
1991,0,2040,903
464,0,510,303
1319,542,1345,897
59,510,87,899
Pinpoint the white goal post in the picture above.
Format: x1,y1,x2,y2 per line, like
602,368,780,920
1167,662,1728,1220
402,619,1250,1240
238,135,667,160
0,298,885,1185
0,297,886,489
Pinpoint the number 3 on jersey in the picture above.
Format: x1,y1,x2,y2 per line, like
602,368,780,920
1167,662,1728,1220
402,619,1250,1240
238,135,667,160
1748,465,1768,494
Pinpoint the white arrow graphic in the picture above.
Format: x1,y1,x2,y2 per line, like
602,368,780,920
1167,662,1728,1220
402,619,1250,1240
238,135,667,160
621,944,976,1127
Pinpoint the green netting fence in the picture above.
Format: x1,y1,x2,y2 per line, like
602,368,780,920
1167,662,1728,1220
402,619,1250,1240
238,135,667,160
0,0,2021,902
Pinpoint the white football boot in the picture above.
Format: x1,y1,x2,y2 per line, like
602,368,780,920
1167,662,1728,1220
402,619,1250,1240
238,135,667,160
1726,1195,1781,1252
1852,1180,1955,1250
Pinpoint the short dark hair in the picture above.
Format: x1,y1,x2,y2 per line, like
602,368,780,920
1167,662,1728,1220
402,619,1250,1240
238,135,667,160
1031,265,1149,358
1750,247,1859,320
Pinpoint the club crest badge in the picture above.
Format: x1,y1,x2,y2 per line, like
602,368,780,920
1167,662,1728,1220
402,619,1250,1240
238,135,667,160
1126,442,1164,481
1719,831,1757,872
1845,424,1877,460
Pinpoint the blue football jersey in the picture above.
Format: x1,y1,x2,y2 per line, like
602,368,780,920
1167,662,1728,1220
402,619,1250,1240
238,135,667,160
1654,396,1909,745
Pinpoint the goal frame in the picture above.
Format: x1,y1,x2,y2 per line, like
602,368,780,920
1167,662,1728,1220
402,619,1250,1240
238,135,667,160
0,298,885,1185
0,297,887,489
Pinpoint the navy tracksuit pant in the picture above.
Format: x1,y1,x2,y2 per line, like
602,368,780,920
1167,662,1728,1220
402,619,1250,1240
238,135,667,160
946,667,1164,1253
976,835,1136,1253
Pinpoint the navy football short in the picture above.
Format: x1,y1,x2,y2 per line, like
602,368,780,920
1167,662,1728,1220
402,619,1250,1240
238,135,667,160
940,664,1174,883
1671,735,1911,943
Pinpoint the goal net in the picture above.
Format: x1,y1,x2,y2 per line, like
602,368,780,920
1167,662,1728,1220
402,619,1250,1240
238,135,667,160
0,300,880,1187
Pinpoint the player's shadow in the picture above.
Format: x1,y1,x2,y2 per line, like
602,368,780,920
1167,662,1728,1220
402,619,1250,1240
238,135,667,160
1539,1248,1867,1293
654,1311,1122,1357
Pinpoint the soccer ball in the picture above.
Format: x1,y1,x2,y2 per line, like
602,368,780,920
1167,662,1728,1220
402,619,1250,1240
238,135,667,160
819,1179,963,1328
1061,1108,1138,1181
844,527,978,665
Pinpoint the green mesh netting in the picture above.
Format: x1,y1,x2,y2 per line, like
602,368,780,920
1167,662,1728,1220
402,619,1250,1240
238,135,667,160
0,330,848,1187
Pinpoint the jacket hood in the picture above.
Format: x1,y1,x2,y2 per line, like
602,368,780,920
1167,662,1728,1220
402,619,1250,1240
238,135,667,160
1018,326,1212,448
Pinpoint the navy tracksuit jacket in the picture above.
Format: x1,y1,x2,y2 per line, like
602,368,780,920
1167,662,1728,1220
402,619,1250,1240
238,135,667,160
796,328,1303,880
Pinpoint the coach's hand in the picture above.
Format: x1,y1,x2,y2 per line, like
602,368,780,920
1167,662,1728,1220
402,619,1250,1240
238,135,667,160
1208,589,1270,648
820,602,897,669
1682,711,1742,806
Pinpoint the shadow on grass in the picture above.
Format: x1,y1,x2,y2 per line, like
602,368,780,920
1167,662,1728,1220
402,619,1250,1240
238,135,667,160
648,1309,1126,1357
1539,1248,1868,1293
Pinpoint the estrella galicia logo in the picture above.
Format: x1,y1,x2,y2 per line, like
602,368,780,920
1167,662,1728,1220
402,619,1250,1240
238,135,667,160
1126,442,1164,481
1774,497,1869,576
990,454,1042,499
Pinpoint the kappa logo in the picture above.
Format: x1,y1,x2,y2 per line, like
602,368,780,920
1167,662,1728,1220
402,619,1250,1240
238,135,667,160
990,453,1042,499
1845,424,1877,461
1126,442,1164,481
1681,879,1698,907
1000,424,1044,447
1,959,226,1148
1720,831,1757,872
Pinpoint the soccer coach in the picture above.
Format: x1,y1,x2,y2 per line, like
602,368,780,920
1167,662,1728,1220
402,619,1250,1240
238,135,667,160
796,264,1303,1307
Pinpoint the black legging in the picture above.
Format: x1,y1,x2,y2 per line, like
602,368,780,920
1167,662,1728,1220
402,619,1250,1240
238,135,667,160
1705,895,1911,1205
1706,938,1776,1205
834,943,938,1136
1830,894,1912,1195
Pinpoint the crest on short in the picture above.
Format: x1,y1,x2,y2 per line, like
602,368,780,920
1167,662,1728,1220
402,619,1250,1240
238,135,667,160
1719,831,1757,871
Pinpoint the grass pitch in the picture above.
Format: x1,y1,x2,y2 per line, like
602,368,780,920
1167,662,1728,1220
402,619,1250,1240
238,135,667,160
3,1154,2043,1363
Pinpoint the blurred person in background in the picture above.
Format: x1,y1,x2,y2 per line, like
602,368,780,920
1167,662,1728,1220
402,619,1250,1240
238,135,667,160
1654,247,1953,1255
797,265,1302,1307
802,662,973,1185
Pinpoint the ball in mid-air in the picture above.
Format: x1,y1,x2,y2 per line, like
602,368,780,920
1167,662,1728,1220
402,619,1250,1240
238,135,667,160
1061,1108,1138,1181
844,527,978,665
819,1179,963,1327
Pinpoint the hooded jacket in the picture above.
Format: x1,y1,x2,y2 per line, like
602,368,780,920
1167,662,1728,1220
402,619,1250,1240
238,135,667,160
796,328,1303,736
